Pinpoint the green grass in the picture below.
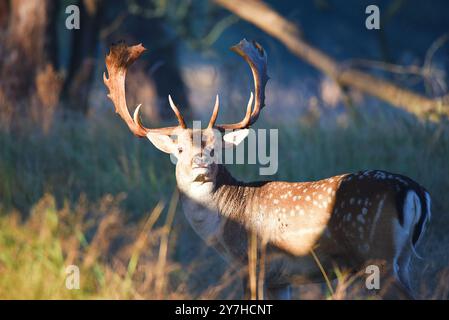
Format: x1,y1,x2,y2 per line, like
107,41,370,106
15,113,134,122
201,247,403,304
0,109,448,299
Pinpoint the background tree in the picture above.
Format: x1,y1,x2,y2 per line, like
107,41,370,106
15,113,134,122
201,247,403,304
0,0,61,131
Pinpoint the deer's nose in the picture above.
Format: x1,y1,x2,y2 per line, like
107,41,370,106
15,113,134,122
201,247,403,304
193,154,210,168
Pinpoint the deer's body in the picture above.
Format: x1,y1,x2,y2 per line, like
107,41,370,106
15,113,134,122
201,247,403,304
179,166,430,298
104,40,431,299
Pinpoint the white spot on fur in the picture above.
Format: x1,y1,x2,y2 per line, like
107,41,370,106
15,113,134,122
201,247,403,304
369,195,386,241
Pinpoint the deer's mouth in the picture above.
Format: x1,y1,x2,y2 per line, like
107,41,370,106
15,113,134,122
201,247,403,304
193,173,212,183
193,164,208,169
192,166,209,176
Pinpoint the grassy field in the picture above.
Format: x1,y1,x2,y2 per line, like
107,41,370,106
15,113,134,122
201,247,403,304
0,109,448,299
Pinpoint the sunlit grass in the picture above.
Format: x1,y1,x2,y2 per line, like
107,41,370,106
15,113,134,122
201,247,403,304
0,192,192,299
0,109,448,299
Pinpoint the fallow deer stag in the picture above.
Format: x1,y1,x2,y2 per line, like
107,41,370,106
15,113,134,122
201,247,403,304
104,39,431,299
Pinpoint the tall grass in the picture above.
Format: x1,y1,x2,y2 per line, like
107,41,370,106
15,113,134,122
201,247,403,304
0,109,448,299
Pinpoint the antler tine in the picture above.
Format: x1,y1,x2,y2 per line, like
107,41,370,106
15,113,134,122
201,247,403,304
213,92,253,131
207,94,220,128
104,43,182,137
211,39,268,131
168,95,187,128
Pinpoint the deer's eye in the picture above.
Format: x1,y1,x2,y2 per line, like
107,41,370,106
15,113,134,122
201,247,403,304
206,147,215,157
178,147,183,154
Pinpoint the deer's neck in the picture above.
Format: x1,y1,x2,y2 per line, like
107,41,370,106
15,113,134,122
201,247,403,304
212,166,256,220
177,166,257,221
176,166,250,247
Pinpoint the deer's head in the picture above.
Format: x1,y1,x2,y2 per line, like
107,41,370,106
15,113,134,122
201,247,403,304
104,40,268,198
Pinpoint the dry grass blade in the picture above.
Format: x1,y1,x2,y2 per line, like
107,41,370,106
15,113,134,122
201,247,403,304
83,211,120,269
310,248,335,297
257,241,267,300
127,201,165,278
155,189,179,299
247,230,258,300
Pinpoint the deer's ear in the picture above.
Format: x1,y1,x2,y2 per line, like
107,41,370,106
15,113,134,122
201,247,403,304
223,129,249,148
146,132,177,154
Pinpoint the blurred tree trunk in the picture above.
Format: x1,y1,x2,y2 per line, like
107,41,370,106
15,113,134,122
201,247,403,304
0,0,190,124
0,0,9,28
145,31,191,122
0,0,62,131
63,0,105,114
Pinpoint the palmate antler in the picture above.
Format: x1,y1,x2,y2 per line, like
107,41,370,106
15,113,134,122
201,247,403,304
103,40,268,135
103,43,186,137
208,39,269,130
